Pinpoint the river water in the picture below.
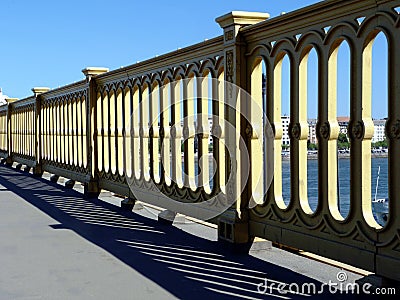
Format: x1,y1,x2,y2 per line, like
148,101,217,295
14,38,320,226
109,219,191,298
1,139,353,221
196,155,388,221
281,157,388,218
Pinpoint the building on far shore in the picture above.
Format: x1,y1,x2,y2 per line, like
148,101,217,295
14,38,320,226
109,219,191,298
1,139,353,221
0,88,8,105
337,116,350,135
282,115,290,146
372,119,386,143
305,116,387,146
308,118,318,144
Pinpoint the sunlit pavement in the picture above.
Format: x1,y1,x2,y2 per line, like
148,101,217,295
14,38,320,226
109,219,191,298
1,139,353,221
0,164,369,299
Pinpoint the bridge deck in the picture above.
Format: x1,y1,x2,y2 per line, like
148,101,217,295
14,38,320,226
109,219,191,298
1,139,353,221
0,165,366,299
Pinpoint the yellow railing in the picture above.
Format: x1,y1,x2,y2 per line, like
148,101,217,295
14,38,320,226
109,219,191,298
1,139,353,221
0,0,399,281
92,36,225,202
39,81,89,181
0,105,8,155
237,0,400,280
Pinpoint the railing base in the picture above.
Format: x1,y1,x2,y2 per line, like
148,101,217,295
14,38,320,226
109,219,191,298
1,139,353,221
5,157,12,167
157,210,186,225
32,166,43,177
121,197,135,211
50,174,59,183
65,179,75,189
218,218,250,243
250,238,273,252
217,216,253,254
133,201,144,211
158,210,176,225
83,181,100,199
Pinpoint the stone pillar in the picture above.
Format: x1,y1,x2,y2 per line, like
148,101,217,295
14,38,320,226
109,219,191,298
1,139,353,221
31,87,50,176
216,11,269,249
82,67,109,198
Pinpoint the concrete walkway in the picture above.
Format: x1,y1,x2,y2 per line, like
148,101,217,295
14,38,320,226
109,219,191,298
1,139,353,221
0,164,372,299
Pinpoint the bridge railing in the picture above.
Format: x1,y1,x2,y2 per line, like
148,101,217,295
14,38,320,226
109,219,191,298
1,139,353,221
3,96,37,169
92,36,225,205
1,0,399,281
38,81,89,182
0,104,8,157
233,0,400,281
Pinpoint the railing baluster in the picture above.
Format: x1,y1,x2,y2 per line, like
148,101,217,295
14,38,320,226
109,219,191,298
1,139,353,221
141,85,150,181
122,88,129,178
77,96,82,168
133,87,140,179
107,91,112,174
150,83,160,183
61,98,68,164
117,90,123,176
198,76,211,193
161,81,171,186
184,76,195,190
171,79,183,188
80,96,84,168
212,71,225,193
110,91,116,174
100,92,105,173
68,100,72,166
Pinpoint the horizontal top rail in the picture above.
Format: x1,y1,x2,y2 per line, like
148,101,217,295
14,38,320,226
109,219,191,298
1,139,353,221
95,36,224,84
241,0,398,42
40,80,87,101
0,105,8,113
11,96,36,109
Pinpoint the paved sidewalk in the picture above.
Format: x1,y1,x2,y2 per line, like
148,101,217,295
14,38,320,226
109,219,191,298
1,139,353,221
0,165,369,299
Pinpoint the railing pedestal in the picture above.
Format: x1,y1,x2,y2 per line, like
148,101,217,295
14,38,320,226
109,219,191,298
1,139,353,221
5,156,13,167
218,211,253,254
50,174,59,183
158,210,177,225
121,197,135,211
215,11,268,254
83,180,100,199
32,165,43,177
65,179,75,189
157,210,185,225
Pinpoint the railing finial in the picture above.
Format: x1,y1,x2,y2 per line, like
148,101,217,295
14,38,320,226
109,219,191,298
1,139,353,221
216,11,269,47
216,11,269,31
31,87,50,97
5,98,19,103
82,67,109,80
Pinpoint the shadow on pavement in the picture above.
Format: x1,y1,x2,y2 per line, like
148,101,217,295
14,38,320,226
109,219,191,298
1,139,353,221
0,165,361,299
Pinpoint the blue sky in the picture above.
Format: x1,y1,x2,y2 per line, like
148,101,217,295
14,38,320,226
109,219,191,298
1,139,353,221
0,0,387,118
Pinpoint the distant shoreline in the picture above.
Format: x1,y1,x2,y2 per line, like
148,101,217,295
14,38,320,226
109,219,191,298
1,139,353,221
281,152,388,160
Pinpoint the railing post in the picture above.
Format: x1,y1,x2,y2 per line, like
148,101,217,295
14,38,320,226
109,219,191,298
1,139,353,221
32,87,50,177
82,67,109,198
5,98,19,166
216,12,269,250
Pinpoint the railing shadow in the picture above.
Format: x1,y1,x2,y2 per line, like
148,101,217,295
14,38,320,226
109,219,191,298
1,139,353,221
0,165,357,299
